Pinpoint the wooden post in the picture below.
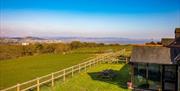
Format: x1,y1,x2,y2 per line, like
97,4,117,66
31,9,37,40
99,58,102,64
102,57,104,64
103,56,105,63
99,58,101,64
85,63,87,71
94,61,96,66
96,58,99,64
63,69,66,81
93,61,95,67
126,57,128,63
124,49,126,54
16,83,20,91
91,61,93,67
72,66,74,76
103,57,107,63
95,60,97,64
37,78,40,91
96,58,101,64
89,61,91,68
94,60,95,66
51,73,54,87
94,60,97,66
79,64,81,73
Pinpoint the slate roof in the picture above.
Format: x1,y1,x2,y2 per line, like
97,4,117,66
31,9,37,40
130,46,172,64
161,38,174,46
130,28,180,64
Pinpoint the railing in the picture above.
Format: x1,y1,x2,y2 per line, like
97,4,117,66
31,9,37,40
1,49,127,91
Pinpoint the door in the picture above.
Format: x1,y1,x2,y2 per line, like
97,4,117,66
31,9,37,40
162,65,178,91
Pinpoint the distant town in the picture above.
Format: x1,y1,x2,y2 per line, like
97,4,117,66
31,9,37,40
0,36,157,45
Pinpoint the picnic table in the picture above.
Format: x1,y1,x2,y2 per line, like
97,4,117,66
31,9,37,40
97,69,117,80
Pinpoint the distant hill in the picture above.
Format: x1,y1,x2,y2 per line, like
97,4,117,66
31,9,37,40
11,36,45,40
48,37,156,44
0,36,60,44
0,36,157,44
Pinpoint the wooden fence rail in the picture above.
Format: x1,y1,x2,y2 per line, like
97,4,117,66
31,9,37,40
1,49,127,91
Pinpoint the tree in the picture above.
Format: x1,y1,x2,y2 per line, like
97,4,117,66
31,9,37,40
70,41,82,49
34,43,44,53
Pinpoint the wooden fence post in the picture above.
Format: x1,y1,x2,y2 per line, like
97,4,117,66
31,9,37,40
85,63,87,71
102,57,104,64
92,61,94,66
92,61,94,67
37,78,40,91
101,57,104,64
91,61,94,67
51,73,54,87
93,61,96,66
97,58,100,64
16,83,20,91
79,64,81,73
89,61,91,68
63,69,66,81
72,66,74,76
126,57,128,63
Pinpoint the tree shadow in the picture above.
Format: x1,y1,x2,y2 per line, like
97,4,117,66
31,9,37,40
88,64,130,89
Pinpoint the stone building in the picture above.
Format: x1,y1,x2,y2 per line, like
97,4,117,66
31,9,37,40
130,28,180,91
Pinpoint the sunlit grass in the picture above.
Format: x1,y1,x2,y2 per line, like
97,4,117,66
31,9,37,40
0,53,92,89
0,45,132,89
41,63,131,91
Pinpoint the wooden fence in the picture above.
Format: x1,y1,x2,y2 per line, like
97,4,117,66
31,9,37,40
1,49,126,91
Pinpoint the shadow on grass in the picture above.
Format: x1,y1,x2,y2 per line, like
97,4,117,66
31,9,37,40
88,64,130,89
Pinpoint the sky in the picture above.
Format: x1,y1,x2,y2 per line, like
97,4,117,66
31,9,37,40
0,0,180,40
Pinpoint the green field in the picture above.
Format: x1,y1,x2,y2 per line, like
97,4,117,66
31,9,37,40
0,45,132,89
0,53,92,89
42,63,131,91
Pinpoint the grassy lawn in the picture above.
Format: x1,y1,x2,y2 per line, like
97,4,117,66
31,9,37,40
42,63,131,91
0,53,92,89
0,45,132,89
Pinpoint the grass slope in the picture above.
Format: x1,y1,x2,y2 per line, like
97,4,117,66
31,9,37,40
0,53,91,89
42,63,131,91
0,46,132,89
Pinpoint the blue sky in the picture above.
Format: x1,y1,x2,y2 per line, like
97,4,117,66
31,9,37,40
0,0,180,39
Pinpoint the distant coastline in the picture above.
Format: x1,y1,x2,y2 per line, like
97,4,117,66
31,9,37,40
0,36,159,44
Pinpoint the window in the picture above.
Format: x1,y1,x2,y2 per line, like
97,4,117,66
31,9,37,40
134,64,148,88
148,64,161,90
134,63,161,90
